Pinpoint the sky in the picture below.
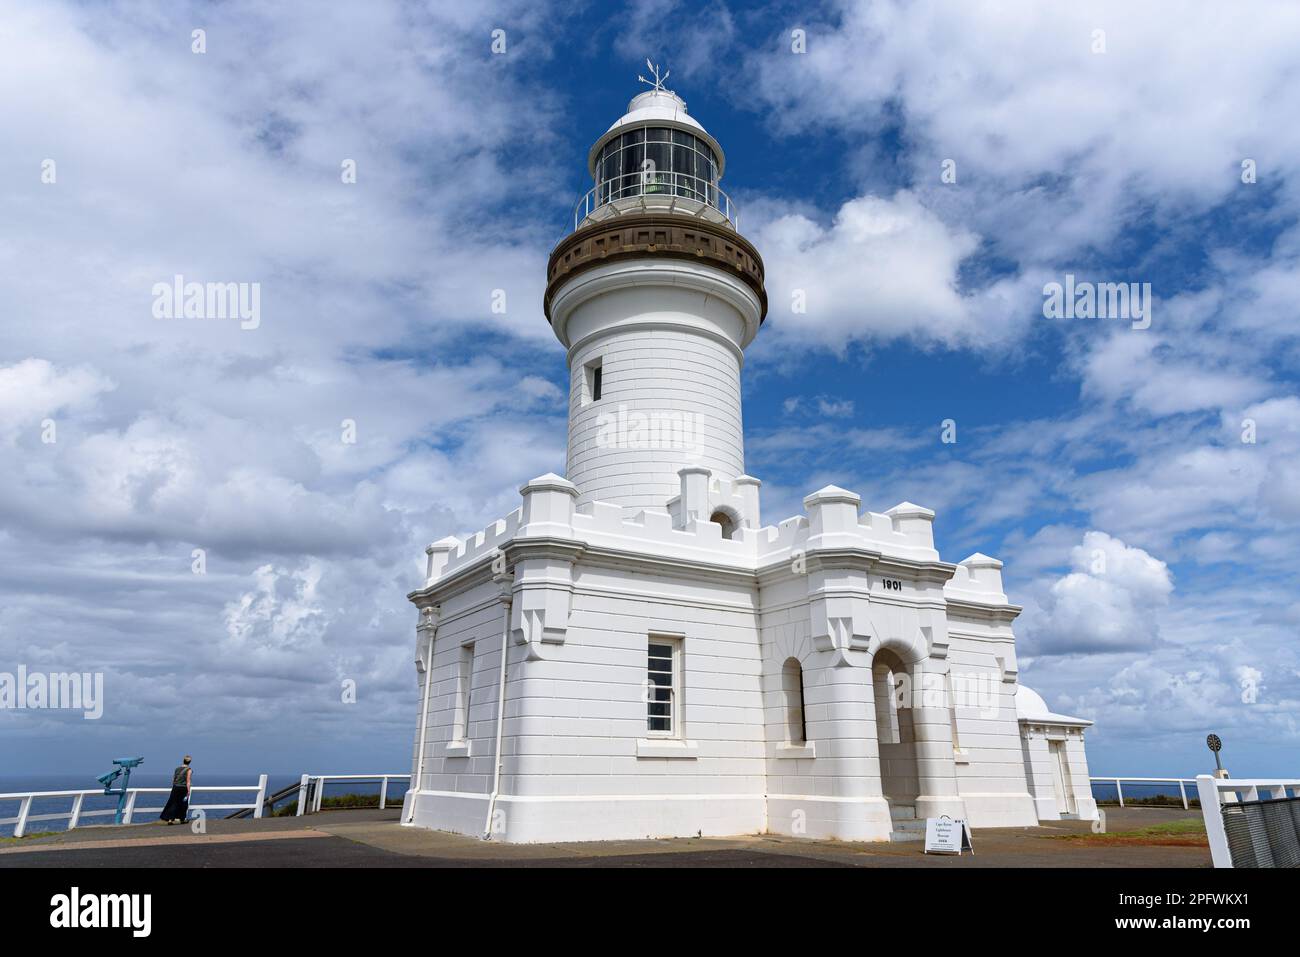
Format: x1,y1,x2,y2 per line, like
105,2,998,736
2,0,1298,780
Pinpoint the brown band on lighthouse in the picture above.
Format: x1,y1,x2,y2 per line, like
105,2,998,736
545,213,768,324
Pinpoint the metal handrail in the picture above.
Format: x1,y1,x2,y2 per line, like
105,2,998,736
1197,775,1300,867
1089,775,1199,809
295,773,410,816
573,171,738,231
0,776,269,838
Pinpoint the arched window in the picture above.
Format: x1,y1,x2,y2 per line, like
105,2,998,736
781,657,807,744
709,510,736,540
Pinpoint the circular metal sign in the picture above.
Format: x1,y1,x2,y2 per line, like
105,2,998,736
1207,733,1222,752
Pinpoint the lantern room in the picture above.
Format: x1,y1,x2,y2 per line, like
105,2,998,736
573,87,737,230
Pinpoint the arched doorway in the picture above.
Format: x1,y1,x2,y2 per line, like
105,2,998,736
872,648,920,823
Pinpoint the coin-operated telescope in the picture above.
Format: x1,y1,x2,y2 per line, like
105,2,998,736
96,757,144,824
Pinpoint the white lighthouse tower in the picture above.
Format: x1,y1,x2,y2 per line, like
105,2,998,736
547,76,765,515
401,75,1098,844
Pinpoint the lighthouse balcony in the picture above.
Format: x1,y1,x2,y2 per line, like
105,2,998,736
573,171,739,232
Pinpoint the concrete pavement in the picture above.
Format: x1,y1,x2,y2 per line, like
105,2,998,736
0,805,1211,868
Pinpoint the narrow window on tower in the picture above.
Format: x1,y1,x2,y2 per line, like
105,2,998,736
583,357,603,405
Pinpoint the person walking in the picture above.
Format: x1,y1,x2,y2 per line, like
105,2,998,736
160,755,192,824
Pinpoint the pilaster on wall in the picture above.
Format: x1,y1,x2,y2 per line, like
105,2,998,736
907,657,966,821
415,605,439,673
507,473,582,661
806,561,875,667
801,486,876,667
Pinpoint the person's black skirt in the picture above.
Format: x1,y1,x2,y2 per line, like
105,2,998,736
160,785,189,822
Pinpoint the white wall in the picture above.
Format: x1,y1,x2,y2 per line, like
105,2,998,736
409,561,769,842
946,626,1039,828
566,302,745,511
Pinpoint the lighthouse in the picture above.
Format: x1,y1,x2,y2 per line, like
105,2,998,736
402,74,1098,844
546,76,766,515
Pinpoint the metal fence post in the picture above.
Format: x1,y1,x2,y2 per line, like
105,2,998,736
69,793,85,830
123,790,138,825
1197,774,1232,868
1178,780,1188,810
380,776,389,810
296,774,309,817
253,774,268,819
15,796,32,838
1116,778,1124,807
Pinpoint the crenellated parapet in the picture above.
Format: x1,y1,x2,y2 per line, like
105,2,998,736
409,474,1024,665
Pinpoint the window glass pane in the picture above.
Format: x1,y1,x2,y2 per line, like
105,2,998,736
671,145,690,183
672,129,692,146
692,149,711,202
623,128,644,146
600,150,617,203
644,142,670,192
646,126,671,143
620,142,640,198
648,641,675,733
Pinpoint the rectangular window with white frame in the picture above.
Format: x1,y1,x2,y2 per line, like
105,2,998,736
646,636,683,737
583,357,603,405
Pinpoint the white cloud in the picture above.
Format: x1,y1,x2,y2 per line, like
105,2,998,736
0,358,115,444
747,1,1300,262
0,0,574,770
224,562,327,654
1021,530,1174,655
752,191,996,351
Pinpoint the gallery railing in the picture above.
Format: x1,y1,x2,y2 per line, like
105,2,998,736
573,171,739,231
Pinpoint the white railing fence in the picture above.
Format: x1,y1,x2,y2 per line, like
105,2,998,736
1197,775,1300,868
0,775,268,839
294,774,410,816
1089,776,1198,809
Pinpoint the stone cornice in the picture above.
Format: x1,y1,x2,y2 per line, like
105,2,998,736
945,597,1024,624
545,212,767,324
407,552,498,606
411,536,1006,617
578,542,757,587
501,537,587,565
408,535,755,606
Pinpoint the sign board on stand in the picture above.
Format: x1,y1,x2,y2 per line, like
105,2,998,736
924,815,974,855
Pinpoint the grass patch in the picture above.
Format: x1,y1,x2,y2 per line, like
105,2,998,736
0,831,59,844
1097,796,1200,809
1054,817,1207,847
272,793,387,817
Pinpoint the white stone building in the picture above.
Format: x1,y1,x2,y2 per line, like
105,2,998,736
401,85,1098,843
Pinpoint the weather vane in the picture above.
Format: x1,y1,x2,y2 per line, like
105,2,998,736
637,59,670,92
